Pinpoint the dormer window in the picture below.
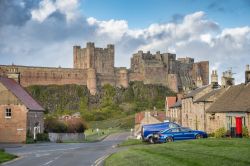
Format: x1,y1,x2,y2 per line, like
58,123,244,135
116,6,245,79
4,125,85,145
5,108,12,118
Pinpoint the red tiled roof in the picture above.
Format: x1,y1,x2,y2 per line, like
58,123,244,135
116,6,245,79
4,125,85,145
150,111,166,122
0,77,44,111
135,112,145,124
166,96,177,108
135,111,166,124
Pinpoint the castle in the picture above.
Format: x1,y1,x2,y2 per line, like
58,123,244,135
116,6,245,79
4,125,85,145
0,42,209,95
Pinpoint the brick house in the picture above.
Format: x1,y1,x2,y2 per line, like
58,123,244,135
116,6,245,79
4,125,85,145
0,77,44,143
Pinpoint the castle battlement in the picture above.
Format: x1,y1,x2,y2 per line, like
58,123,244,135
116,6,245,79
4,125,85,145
0,42,209,95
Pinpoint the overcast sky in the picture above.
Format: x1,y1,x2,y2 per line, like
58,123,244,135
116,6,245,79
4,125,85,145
0,0,250,83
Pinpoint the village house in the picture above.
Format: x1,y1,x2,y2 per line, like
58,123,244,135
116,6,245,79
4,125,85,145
206,76,250,135
134,111,167,137
168,65,250,135
169,100,182,125
0,77,44,143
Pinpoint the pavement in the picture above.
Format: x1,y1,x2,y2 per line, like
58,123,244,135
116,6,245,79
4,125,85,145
1,132,130,166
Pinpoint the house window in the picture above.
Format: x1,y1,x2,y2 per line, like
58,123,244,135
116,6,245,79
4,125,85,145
5,108,12,118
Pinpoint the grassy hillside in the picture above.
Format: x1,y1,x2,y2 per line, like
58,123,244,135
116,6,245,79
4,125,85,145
26,81,175,128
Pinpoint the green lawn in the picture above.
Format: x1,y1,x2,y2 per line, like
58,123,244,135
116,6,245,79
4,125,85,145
84,128,125,142
105,138,250,166
0,149,16,164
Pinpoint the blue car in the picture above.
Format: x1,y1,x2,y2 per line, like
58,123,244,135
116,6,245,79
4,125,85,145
141,122,181,143
153,127,207,143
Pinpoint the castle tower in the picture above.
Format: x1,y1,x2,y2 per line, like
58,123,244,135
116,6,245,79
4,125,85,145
87,68,97,95
245,64,250,84
73,46,81,68
211,70,219,88
117,68,128,88
221,69,235,88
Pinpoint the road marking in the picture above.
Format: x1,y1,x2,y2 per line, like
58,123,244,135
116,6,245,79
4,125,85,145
17,147,80,156
39,154,64,166
41,160,53,166
35,153,50,157
93,154,109,166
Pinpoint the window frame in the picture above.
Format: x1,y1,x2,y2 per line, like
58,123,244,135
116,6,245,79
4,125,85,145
5,108,12,119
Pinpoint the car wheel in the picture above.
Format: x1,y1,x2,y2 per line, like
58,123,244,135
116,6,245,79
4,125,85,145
166,137,173,143
149,137,155,144
195,134,203,139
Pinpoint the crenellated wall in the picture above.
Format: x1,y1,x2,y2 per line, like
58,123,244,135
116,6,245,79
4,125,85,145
0,42,209,95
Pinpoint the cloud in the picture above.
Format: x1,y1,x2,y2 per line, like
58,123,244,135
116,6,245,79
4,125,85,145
31,0,79,22
0,1,249,84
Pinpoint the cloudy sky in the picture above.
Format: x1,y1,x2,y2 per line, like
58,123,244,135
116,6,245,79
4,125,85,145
0,0,250,83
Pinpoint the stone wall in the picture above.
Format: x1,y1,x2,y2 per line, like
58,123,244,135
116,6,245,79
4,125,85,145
27,111,44,134
0,65,87,87
48,133,85,142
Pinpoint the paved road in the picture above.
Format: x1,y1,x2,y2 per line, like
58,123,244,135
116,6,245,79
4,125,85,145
2,132,130,166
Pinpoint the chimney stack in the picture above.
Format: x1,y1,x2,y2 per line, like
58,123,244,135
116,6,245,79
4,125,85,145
221,69,235,88
246,64,250,84
211,70,219,88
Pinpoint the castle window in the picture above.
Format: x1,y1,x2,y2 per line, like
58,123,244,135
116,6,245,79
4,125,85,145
5,108,12,118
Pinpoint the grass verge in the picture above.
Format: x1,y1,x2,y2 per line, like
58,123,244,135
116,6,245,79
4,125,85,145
84,128,126,142
118,139,146,147
0,149,17,164
105,138,250,166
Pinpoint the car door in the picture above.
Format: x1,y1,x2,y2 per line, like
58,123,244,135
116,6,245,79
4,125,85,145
171,128,183,140
181,128,194,139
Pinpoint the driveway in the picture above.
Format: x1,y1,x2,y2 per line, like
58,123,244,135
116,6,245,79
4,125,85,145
1,132,130,166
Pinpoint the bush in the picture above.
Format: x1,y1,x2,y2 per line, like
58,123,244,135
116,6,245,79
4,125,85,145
45,116,88,133
45,117,67,133
26,130,35,144
66,118,88,133
215,127,226,138
243,127,249,138
36,133,50,142
208,132,215,137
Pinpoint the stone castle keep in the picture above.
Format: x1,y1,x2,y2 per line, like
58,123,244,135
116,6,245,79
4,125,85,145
0,42,209,95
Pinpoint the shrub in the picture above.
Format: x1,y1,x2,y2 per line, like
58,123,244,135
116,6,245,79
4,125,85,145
215,127,226,138
66,118,88,133
208,132,215,137
36,133,50,142
45,117,67,133
45,116,88,133
26,130,36,144
243,126,249,138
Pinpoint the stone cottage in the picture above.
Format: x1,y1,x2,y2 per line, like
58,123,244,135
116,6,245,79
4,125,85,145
206,83,250,134
0,77,44,143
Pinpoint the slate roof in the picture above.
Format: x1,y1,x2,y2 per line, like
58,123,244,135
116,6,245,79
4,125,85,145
170,100,182,108
206,83,250,113
183,85,209,99
195,88,223,102
0,77,44,111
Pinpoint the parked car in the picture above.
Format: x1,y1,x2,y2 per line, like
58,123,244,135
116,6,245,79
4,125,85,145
153,127,207,143
141,122,181,143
